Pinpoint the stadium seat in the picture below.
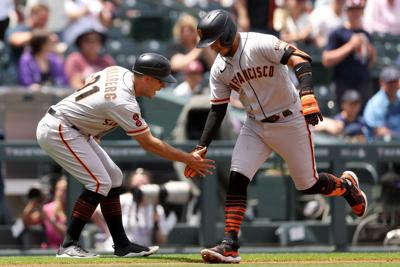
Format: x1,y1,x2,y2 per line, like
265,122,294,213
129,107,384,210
0,41,9,85
248,173,292,221
142,90,186,139
106,37,139,69
314,84,338,118
275,222,318,246
371,33,400,78
129,11,172,42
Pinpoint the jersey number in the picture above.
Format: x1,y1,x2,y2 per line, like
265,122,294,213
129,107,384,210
75,75,100,101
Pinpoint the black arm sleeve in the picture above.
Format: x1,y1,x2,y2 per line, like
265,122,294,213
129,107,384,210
294,62,314,96
198,103,228,147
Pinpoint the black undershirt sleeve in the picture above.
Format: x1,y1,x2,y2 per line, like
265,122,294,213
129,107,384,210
198,103,228,148
294,62,314,96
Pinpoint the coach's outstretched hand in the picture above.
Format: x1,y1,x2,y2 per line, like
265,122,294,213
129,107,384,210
184,146,212,178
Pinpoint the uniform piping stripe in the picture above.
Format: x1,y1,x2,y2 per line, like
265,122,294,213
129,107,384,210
58,124,100,192
305,122,318,181
238,32,269,120
211,98,230,103
127,126,149,135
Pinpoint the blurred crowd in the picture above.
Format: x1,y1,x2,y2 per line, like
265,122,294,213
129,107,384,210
0,0,398,143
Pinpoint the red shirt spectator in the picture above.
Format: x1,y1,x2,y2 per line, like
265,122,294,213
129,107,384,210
64,29,115,90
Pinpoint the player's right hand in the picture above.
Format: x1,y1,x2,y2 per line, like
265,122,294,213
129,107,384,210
184,146,214,178
301,94,323,126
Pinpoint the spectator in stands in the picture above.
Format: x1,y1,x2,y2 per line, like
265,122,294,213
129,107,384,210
322,0,376,108
363,0,400,36
173,60,207,98
22,176,67,249
63,0,115,45
315,89,367,142
92,168,176,250
168,13,216,75
232,0,277,34
0,0,20,41
363,66,400,141
310,0,346,48
5,3,49,67
25,0,68,34
22,186,46,228
313,0,333,8
279,0,313,46
64,28,115,90
41,176,68,248
18,30,68,89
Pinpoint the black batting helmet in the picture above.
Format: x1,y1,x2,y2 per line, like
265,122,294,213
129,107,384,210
132,53,177,83
196,9,237,48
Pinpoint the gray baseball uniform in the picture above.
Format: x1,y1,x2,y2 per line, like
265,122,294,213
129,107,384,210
210,32,318,190
36,66,149,195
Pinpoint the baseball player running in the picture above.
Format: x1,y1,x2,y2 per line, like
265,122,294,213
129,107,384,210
36,53,215,258
184,10,368,264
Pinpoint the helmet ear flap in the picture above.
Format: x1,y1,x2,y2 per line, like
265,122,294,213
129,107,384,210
196,9,237,48
219,17,237,47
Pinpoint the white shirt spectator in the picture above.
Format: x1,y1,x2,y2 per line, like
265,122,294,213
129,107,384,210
173,60,206,98
63,0,106,44
313,0,332,8
25,0,67,33
174,82,202,98
310,2,346,47
363,0,400,35
103,192,176,250
284,13,310,36
0,0,14,21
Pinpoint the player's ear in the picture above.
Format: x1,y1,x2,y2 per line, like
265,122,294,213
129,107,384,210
143,75,152,82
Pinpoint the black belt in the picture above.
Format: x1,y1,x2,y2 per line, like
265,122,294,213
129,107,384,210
48,107,80,131
261,109,293,123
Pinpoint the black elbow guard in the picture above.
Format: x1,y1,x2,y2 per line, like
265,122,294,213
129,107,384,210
280,46,295,65
280,46,312,65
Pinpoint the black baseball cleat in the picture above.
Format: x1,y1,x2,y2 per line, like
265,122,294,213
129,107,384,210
341,171,368,217
113,242,159,257
201,239,241,264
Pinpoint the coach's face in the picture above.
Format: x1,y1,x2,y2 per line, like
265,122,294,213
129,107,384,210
134,75,165,98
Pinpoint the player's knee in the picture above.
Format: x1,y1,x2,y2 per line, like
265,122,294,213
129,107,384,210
99,180,113,196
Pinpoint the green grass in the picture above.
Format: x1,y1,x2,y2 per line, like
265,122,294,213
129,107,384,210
0,252,399,267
